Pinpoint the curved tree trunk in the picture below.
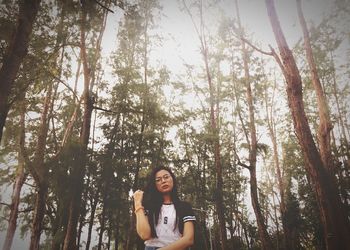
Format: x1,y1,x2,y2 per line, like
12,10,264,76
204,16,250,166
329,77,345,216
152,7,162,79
265,0,350,249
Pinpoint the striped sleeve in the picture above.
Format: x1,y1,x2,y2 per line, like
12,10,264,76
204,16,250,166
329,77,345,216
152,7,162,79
181,202,196,223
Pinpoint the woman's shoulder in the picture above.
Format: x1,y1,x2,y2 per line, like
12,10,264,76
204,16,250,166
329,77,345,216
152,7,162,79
177,200,195,214
177,200,196,222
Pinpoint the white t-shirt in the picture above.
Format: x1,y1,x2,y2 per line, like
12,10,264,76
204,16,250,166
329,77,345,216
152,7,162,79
145,204,182,247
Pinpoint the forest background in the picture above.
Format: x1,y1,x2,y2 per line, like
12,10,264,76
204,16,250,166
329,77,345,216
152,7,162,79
0,0,349,249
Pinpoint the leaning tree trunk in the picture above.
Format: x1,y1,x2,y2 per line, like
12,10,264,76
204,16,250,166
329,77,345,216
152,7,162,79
0,0,41,142
265,0,350,249
2,96,27,250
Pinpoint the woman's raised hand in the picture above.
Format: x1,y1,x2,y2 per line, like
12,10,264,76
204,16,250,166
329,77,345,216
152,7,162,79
133,190,144,206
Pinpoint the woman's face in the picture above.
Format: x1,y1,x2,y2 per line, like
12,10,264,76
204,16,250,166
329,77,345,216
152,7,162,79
155,169,174,194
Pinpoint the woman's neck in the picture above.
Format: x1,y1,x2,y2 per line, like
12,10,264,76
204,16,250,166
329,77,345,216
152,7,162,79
162,194,172,204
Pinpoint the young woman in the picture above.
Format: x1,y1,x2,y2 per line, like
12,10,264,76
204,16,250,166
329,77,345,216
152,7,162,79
133,166,196,250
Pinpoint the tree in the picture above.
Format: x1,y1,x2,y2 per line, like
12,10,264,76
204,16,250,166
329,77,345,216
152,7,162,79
0,0,41,142
1,94,27,250
234,1,273,249
265,0,350,248
63,2,110,249
182,1,228,248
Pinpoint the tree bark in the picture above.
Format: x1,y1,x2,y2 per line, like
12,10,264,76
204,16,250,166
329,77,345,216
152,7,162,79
329,51,349,146
2,96,27,250
85,192,98,250
63,3,108,248
29,183,48,250
197,7,227,250
63,6,91,249
183,2,227,247
97,202,107,250
296,0,333,172
264,80,291,249
265,0,350,249
0,0,41,142
234,1,274,249
29,81,53,250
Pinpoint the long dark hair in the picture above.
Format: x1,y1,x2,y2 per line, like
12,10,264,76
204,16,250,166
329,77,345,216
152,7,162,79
142,166,180,238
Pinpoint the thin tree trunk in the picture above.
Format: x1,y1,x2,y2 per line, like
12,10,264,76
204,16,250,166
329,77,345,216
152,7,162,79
0,0,41,142
126,2,150,247
2,96,27,250
29,183,48,250
329,51,349,145
107,224,112,250
265,0,350,249
85,192,98,250
29,81,53,250
63,6,90,249
234,2,273,249
97,203,107,250
2,156,26,250
264,79,291,249
183,1,226,247
77,210,85,249
63,4,108,248
199,10,227,250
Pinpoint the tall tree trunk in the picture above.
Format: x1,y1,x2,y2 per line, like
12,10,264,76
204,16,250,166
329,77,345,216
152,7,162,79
63,6,91,249
264,79,291,249
85,192,98,250
234,2,273,249
0,0,41,142
329,51,349,146
29,81,53,250
265,0,350,249
29,183,48,250
2,96,27,250
296,0,333,172
205,49,227,250
114,216,120,250
63,4,108,248
97,202,107,250
183,1,227,247
199,6,227,250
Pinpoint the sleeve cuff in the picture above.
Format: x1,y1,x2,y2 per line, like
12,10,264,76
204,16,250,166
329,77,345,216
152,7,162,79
183,215,196,222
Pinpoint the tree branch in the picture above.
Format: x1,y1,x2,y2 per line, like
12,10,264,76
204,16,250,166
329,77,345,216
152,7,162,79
233,148,251,170
19,207,34,213
94,0,114,13
0,202,11,207
241,37,273,56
